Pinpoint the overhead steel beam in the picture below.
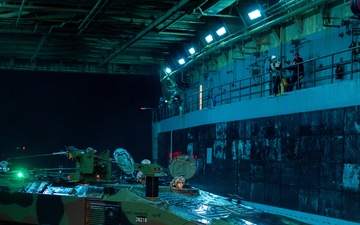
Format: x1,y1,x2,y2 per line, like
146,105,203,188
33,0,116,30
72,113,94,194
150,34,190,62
163,0,327,81
16,0,26,27
78,0,104,31
31,23,65,62
78,0,115,35
98,0,191,67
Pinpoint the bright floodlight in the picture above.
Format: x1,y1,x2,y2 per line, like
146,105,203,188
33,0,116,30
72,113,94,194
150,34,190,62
205,34,213,43
248,9,261,20
189,47,195,55
178,58,185,65
165,67,172,73
216,27,226,36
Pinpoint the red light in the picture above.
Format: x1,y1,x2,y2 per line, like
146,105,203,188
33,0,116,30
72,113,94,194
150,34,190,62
22,146,26,151
168,151,182,162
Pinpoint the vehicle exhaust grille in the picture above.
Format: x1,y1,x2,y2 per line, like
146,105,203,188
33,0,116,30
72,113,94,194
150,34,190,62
89,201,121,225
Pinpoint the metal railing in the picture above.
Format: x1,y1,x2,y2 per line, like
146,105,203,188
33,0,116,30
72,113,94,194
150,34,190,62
156,47,360,122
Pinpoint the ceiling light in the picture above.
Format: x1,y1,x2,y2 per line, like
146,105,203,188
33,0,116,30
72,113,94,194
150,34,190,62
216,27,226,36
165,67,172,73
189,47,195,55
248,9,261,20
205,34,213,43
178,58,185,65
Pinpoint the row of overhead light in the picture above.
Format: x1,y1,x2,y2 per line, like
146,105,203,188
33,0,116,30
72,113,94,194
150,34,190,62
164,26,227,74
164,9,262,74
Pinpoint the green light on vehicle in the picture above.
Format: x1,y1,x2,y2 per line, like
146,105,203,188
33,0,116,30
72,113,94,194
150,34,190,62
17,172,23,178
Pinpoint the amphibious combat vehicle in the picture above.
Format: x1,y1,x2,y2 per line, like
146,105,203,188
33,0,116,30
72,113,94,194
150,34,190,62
0,146,308,225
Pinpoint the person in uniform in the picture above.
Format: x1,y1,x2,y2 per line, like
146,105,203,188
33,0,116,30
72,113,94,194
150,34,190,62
170,174,185,188
288,51,304,91
269,55,282,96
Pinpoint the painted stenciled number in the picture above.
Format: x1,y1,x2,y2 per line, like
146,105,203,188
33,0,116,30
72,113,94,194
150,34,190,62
136,216,147,223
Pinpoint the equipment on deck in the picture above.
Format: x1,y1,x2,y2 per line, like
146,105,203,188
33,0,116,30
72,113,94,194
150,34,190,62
0,146,308,225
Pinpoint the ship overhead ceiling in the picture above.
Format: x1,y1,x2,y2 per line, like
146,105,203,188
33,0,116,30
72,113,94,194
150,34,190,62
0,0,332,76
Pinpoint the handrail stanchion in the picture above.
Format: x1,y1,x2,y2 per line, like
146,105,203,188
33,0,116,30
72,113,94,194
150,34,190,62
249,76,252,100
351,48,354,80
239,80,242,102
260,73,263,97
331,54,334,83
313,59,316,87
230,84,232,104
220,85,223,106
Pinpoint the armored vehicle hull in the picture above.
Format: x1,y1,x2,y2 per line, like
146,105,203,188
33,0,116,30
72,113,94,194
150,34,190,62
0,147,308,225
0,179,308,225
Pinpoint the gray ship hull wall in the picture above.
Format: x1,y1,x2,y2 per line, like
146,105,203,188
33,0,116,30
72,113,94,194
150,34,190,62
157,80,360,222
